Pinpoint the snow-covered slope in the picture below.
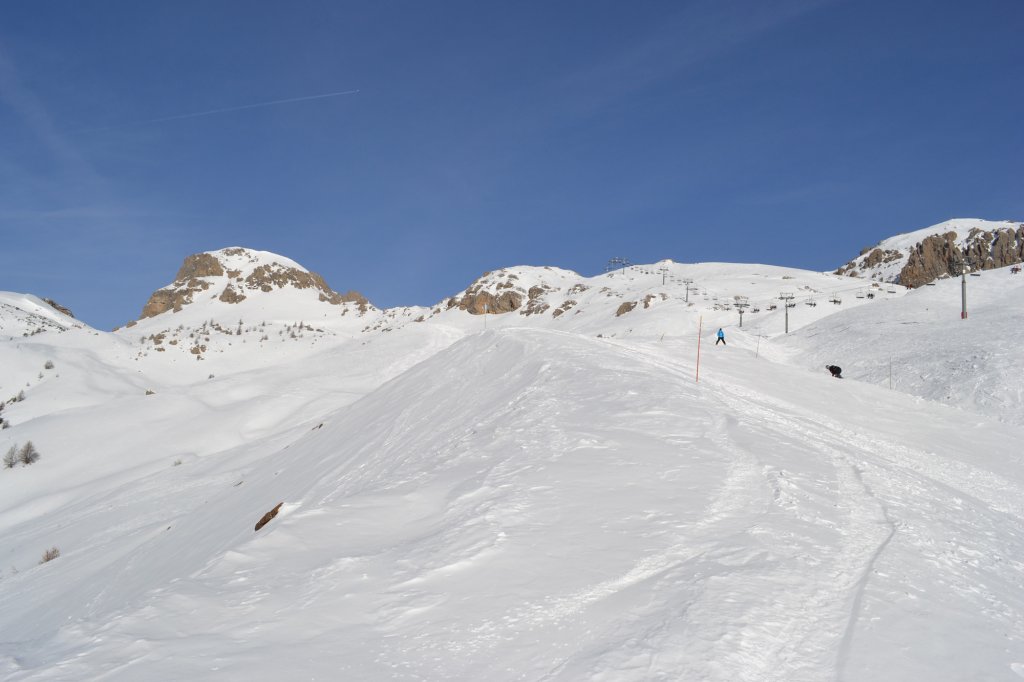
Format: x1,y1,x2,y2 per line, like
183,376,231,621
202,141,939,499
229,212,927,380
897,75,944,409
2,247,1024,681
2,328,1024,681
776,263,1024,426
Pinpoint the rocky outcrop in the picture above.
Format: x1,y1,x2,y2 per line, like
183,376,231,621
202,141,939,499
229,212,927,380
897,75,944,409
141,283,210,318
459,290,524,315
837,223,1024,287
898,227,1024,287
520,285,552,316
136,248,370,319
218,284,247,304
175,253,224,280
455,270,528,315
551,300,577,318
835,248,901,277
898,232,963,288
255,502,284,531
43,299,74,318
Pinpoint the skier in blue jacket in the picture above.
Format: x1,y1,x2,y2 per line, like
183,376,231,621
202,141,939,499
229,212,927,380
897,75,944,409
715,328,726,346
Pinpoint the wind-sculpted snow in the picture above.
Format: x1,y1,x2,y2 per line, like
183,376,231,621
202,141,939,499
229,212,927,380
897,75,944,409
2,327,1024,681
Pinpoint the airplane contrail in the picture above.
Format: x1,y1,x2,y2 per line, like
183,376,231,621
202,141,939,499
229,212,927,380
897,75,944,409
147,89,360,123
76,88,359,132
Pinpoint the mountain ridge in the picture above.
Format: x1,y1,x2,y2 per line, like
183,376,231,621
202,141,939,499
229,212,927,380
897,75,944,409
835,218,1023,286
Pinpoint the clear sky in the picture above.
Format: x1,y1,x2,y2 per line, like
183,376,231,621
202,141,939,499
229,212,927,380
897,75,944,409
1,0,1021,330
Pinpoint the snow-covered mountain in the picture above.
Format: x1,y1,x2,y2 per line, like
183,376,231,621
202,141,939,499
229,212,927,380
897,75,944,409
836,218,1024,286
2,238,1024,681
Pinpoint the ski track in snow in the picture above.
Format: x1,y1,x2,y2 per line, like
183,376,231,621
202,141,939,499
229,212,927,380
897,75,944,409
598,337,1024,681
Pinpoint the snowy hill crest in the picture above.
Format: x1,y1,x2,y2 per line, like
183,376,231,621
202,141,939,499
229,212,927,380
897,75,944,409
136,247,370,322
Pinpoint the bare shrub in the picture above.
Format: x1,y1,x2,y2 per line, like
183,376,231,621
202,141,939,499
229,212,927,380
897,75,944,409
18,441,40,466
39,547,60,564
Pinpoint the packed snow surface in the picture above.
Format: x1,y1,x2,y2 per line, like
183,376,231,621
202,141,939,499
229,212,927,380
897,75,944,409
2,257,1023,681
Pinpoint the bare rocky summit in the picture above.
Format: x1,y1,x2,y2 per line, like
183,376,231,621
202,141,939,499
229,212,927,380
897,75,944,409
137,248,369,320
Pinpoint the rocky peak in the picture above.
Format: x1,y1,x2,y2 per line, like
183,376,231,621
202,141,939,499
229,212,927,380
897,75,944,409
447,267,580,317
137,247,369,319
836,219,1024,287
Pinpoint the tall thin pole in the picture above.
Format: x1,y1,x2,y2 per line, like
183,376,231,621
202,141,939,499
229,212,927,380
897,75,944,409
695,316,703,383
779,293,794,334
961,268,968,319
755,329,761,359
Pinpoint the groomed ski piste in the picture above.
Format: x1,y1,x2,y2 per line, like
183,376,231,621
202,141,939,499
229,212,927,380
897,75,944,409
2,252,1024,681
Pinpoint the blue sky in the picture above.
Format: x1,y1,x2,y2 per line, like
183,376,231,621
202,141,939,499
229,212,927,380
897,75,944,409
1,0,1021,330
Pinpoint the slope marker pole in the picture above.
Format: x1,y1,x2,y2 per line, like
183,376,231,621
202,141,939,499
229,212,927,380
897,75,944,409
695,316,703,383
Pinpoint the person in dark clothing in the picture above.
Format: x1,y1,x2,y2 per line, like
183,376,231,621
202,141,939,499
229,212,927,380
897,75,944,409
825,365,842,378
715,328,726,346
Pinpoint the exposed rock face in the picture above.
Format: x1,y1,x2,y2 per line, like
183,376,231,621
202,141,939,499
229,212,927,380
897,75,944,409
898,232,963,288
137,248,370,319
218,284,247,304
898,227,1024,287
176,253,224,280
43,299,74,318
615,301,637,317
456,270,527,315
835,248,901,277
837,223,1024,287
460,290,524,315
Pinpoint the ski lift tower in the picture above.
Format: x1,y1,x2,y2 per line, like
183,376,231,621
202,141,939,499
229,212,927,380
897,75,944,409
779,292,795,334
682,278,695,302
734,296,750,327
606,257,631,275
658,265,669,285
